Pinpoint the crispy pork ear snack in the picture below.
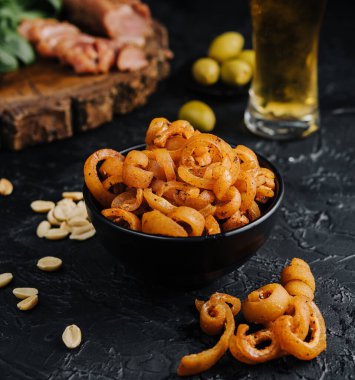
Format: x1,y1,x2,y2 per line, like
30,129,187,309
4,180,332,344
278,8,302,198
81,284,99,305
142,210,187,237
242,283,291,324
285,296,311,340
101,208,141,230
229,324,284,364
177,294,240,377
176,259,326,376
84,149,124,207
273,301,326,360
281,258,315,299
84,118,277,236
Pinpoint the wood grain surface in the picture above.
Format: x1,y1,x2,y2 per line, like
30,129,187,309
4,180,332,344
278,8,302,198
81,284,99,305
0,21,170,151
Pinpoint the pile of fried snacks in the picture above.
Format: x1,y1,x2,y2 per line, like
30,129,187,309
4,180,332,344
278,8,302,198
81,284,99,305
84,118,276,236
177,258,326,376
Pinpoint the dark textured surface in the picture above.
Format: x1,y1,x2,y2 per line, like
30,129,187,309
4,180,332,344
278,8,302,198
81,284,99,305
0,1,354,379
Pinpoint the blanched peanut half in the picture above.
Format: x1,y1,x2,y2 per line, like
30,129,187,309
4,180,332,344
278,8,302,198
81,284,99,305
31,200,55,213
37,220,51,238
37,256,62,272
71,224,94,235
67,217,89,227
57,198,76,208
68,202,88,220
62,192,83,201
47,209,61,226
17,295,38,311
0,178,13,196
60,222,72,233
54,203,75,221
0,273,13,288
70,229,96,241
77,201,87,213
62,325,82,349
13,287,38,299
44,228,69,240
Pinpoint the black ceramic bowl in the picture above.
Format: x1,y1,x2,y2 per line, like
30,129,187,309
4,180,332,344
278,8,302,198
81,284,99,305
84,144,284,288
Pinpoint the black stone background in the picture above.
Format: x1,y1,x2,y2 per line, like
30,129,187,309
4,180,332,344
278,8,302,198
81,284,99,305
0,1,354,379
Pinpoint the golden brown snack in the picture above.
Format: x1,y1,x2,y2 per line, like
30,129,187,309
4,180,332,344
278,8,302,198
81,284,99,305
168,206,205,236
281,258,315,298
85,118,277,237
223,211,249,232
84,148,124,207
230,325,284,364
205,215,221,235
99,156,124,178
214,187,241,219
154,148,176,181
176,258,326,376
141,210,187,237
284,280,315,301
111,188,143,212
242,284,291,324
101,208,141,231
286,296,311,340
177,299,237,376
195,293,241,336
122,150,154,189
143,188,176,214
273,301,326,360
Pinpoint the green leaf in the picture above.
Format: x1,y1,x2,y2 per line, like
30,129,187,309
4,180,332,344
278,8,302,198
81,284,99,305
0,0,62,72
17,10,49,21
45,0,62,13
0,7,19,29
3,32,35,64
0,46,18,73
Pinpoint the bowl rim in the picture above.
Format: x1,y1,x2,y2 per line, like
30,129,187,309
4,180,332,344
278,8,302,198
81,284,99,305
84,143,284,242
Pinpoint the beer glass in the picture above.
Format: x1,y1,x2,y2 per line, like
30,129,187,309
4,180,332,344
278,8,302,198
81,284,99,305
245,0,327,140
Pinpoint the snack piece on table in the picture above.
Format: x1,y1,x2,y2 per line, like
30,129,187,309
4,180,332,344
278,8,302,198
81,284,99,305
281,258,315,300
177,293,240,376
176,258,326,376
242,283,291,324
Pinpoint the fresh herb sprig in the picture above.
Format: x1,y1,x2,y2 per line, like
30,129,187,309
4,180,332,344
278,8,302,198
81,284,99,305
0,0,61,73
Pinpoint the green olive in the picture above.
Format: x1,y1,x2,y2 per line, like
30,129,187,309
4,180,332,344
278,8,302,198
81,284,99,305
238,50,255,72
178,100,216,132
192,57,220,86
208,32,245,63
221,59,252,87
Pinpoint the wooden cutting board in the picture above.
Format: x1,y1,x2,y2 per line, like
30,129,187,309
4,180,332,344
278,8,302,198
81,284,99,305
0,21,170,151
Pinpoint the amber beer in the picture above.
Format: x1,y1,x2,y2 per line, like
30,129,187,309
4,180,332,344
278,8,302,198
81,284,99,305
245,0,327,139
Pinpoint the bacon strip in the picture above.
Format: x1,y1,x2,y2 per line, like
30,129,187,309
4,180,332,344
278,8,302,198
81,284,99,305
18,18,148,74
62,0,152,44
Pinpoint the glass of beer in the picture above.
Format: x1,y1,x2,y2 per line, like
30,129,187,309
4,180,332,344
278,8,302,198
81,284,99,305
245,0,327,140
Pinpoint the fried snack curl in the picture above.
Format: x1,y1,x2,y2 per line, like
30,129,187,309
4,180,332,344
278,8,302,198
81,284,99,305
177,293,240,376
281,258,315,300
229,324,284,364
242,283,291,324
274,301,326,360
84,118,276,236
177,259,327,376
